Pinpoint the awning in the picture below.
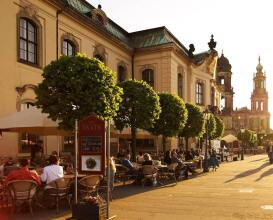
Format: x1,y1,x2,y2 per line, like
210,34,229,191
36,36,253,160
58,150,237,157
0,108,71,136
221,134,238,143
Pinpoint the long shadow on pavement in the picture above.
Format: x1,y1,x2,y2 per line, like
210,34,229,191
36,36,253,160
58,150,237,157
249,157,267,163
255,166,273,181
112,182,177,200
225,161,270,183
112,172,204,200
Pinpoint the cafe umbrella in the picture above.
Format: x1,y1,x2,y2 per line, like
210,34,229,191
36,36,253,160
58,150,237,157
0,107,71,155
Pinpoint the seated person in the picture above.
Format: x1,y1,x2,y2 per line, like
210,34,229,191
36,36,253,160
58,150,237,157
41,155,63,185
122,154,138,174
51,151,58,157
6,158,41,185
136,151,144,164
164,150,172,165
142,153,153,166
208,149,219,170
122,154,134,170
185,150,194,161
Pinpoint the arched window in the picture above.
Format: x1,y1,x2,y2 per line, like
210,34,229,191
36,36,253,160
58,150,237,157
195,82,203,105
19,18,38,64
19,102,40,153
261,101,264,111
142,69,154,87
118,65,126,83
177,73,183,98
94,54,104,63
62,39,76,57
256,101,259,110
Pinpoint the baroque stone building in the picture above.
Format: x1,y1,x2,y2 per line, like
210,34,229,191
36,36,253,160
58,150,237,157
0,0,221,157
218,55,270,135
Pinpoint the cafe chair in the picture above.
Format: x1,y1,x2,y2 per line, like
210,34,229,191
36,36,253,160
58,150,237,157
7,180,38,216
46,177,72,213
78,175,103,199
158,163,178,185
141,165,158,187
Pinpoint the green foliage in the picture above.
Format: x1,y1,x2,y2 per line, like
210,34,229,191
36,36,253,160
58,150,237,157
114,80,161,131
149,93,188,137
35,54,123,130
237,129,253,144
114,80,160,160
179,103,205,138
203,113,216,140
212,116,225,139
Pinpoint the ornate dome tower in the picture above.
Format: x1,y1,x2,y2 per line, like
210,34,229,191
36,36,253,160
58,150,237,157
251,56,268,112
250,56,270,132
216,51,234,114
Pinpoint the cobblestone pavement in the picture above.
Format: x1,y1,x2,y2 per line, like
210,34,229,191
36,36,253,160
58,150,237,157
110,154,273,220
3,154,273,220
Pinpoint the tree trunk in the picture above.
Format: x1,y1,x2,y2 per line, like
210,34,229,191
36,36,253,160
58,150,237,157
185,137,189,151
131,126,137,162
162,136,166,152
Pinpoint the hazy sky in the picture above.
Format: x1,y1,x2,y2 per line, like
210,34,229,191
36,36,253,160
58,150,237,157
88,0,273,123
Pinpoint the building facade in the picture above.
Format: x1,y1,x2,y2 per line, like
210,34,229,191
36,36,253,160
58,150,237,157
0,0,221,157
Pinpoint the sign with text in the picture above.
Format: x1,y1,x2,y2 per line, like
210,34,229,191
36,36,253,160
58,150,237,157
79,116,105,174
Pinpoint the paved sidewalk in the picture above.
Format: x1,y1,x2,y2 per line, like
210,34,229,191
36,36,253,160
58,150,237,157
3,154,273,220
110,154,273,220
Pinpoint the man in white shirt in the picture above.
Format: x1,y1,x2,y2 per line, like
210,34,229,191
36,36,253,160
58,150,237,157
41,155,63,185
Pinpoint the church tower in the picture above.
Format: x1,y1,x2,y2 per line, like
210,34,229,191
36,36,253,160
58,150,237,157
251,57,268,113
250,56,270,132
216,51,234,114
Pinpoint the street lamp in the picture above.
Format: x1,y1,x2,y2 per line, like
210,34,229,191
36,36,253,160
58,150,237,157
203,107,210,173
240,128,245,160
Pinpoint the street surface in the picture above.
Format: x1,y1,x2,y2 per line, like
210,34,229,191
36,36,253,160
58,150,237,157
3,154,273,220
110,154,273,220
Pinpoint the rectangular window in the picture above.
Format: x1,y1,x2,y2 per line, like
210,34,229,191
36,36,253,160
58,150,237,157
19,18,38,65
178,74,183,98
196,82,203,105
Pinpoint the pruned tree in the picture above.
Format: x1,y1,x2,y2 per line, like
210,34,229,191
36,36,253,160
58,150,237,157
114,80,161,160
179,103,205,150
212,116,225,140
35,54,123,130
149,93,188,152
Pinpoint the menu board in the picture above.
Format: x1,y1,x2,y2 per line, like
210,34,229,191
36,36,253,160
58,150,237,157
79,116,105,174
81,136,102,153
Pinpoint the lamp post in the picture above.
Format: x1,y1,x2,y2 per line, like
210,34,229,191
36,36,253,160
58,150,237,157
203,107,210,173
240,128,245,160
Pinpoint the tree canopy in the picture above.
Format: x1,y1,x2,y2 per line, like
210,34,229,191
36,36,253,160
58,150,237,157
204,113,216,140
212,116,225,139
237,129,254,145
35,54,123,130
179,103,205,139
149,93,188,151
114,80,161,160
